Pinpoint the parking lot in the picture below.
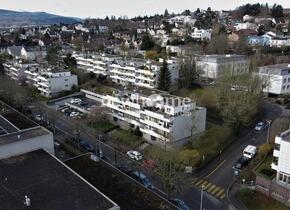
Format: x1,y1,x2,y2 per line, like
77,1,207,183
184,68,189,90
47,93,101,119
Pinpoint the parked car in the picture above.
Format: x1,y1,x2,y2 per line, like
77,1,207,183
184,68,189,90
254,122,265,132
169,198,189,210
234,156,249,170
131,171,154,189
243,145,257,159
126,151,143,161
33,114,43,121
79,140,94,152
70,111,80,118
70,98,82,104
117,165,133,176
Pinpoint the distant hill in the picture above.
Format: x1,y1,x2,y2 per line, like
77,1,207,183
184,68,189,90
0,9,82,27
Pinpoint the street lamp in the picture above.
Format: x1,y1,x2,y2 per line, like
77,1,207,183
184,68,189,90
200,185,204,210
266,120,272,143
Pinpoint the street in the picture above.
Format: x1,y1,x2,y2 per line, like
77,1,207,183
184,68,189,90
29,100,290,210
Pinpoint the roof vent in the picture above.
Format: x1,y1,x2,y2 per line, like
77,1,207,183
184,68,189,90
24,196,31,207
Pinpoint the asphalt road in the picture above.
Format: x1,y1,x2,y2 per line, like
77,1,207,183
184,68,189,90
180,101,290,210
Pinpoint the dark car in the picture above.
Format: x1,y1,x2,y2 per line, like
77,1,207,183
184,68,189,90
79,140,94,152
117,165,133,176
131,171,154,189
169,198,189,210
234,156,249,170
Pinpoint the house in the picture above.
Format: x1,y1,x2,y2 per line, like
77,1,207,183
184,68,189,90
168,16,196,25
81,87,206,144
99,26,109,33
197,54,249,80
234,22,257,31
191,28,211,41
257,64,290,95
20,46,47,61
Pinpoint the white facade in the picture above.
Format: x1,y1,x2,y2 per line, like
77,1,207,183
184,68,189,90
191,28,211,41
168,16,196,25
3,61,78,98
234,22,257,31
258,64,290,95
110,58,179,89
197,54,249,79
272,128,290,186
81,89,206,143
73,53,121,76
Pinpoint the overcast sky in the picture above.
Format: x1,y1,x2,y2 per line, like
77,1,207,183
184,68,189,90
1,0,290,18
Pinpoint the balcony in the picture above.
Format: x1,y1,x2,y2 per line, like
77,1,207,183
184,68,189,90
273,149,280,157
271,163,278,171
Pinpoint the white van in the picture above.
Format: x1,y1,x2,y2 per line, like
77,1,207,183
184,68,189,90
243,145,257,159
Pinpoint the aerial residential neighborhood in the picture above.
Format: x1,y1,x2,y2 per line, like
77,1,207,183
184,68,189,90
1,1,290,210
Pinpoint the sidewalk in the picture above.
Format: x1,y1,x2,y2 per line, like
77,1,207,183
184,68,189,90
228,181,248,210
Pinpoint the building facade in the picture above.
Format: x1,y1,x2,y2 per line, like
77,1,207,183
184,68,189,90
258,64,290,95
197,54,249,80
81,88,206,144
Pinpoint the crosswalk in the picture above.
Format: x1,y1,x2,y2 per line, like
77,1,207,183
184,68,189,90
193,179,226,200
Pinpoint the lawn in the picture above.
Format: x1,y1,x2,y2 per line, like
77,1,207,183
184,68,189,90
238,189,289,210
88,121,116,133
109,129,143,150
256,155,276,180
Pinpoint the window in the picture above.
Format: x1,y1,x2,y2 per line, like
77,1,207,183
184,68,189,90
288,78,290,82
65,79,68,81
274,143,280,151
283,86,286,90
284,78,287,83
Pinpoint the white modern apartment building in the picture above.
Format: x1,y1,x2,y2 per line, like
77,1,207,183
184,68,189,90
191,28,211,41
258,64,290,95
272,128,290,186
110,58,179,89
3,61,78,97
81,87,206,144
197,54,249,79
168,16,196,25
73,53,122,76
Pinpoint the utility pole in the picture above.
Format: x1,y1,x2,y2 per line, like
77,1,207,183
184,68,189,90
200,185,204,210
266,120,272,143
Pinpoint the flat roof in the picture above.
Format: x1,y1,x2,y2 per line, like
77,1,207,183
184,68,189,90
259,64,290,75
0,101,51,142
65,154,178,210
0,149,118,210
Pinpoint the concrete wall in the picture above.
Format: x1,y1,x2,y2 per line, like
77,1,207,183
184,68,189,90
256,175,290,207
0,133,54,160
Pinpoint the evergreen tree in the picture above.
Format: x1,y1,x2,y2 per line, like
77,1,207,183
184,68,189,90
164,9,169,17
158,60,171,91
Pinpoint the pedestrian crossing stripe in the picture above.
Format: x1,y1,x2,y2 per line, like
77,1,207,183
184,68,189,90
207,184,216,193
192,179,226,200
203,182,213,191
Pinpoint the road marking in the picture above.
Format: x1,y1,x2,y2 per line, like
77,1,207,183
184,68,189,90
207,184,216,193
215,188,225,198
194,179,205,186
197,180,208,188
204,160,226,179
219,193,226,200
204,182,213,190
211,186,221,195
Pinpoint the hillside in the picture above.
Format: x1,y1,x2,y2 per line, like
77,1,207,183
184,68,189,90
0,9,81,27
